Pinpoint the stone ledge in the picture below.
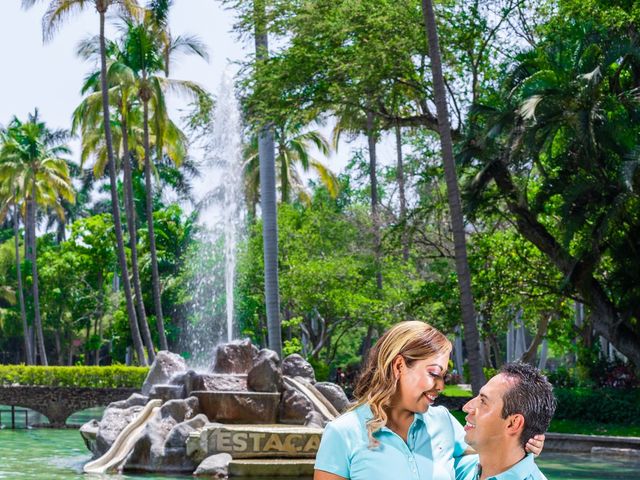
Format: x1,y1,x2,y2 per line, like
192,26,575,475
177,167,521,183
591,447,640,458
187,424,323,461
545,432,640,453
193,390,281,424
229,458,315,477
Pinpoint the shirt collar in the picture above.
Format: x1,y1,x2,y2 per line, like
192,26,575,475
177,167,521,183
477,453,537,480
356,404,427,431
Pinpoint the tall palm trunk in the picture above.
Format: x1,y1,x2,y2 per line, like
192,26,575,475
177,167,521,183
13,201,33,365
422,0,485,394
361,110,382,360
142,88,168,352
254,0,282,356
121,112,156,360
395,123,409,261
98,9,147,365
29,180,47,365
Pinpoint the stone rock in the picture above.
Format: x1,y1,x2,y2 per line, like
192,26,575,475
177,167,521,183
123,396,202,473
192,373,248,392
149,384,185,402
314,382,350,412
141,351,188,396
193,390,280,424
159,396,200,423
79,419,100,457
152,414,210,474
282,354,315,383
247,349,282,392
169,369,200,397
95,402,146,456
194,453,233,478
108,392,149,409
165,414,209,449
304,411,326,429
279,388,313,424
212,339,258,374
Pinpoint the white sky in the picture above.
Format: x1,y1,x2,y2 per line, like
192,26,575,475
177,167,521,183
0,1,244,135
0,0,395,211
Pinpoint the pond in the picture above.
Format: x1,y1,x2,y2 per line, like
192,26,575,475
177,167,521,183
0,426,638,479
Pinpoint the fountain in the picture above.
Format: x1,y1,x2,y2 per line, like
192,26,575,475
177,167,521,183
79,343,350,476
177,72,245,368
79,74,349,477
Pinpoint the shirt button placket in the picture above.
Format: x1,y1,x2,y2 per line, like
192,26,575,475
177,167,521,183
408,454,418,479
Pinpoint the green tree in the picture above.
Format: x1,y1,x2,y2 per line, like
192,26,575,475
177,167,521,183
422,0,485,392
461,8,640,365
23,0,147,365
243,122,338,210
0,111,75,365
0,182,32,364
124,5,208,351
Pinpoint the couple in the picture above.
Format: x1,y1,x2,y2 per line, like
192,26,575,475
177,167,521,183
314,321,556,480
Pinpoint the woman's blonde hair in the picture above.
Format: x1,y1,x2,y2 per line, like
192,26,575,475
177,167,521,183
353,321,451,447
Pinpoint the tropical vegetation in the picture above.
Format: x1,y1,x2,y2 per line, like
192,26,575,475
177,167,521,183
0,0,637,411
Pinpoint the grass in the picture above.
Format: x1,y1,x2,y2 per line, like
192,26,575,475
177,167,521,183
547,419,640,437
443,385,473,397
448,408,640,437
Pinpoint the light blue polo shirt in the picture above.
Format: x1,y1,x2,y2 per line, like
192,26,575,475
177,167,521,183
471,454,547,480
315,404,472,480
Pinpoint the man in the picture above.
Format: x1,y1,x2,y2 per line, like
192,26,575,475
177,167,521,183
460,362,556,480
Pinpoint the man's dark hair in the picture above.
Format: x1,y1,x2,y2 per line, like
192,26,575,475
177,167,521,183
499,362,557,448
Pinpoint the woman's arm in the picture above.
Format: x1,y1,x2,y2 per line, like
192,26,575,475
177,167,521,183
315,469,348,480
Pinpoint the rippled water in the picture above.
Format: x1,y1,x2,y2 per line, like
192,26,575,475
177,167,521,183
537,452,640,479
0,428,638,479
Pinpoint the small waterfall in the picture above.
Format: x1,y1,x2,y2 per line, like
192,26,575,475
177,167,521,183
178,72,245,369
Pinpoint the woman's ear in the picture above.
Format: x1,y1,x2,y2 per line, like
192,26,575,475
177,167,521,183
392,355,405,380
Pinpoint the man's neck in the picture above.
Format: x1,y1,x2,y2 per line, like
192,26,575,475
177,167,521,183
477,443,526,480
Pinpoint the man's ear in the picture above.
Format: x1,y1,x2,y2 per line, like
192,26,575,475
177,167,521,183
392,355,405,379
506,413,525,438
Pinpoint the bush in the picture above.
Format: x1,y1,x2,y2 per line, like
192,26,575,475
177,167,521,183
308,357,330,382
554,387,640,425
0,365,149,388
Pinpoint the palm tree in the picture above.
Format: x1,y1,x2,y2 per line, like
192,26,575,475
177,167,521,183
421,0,485,394
0,111,75,366
75,33,157,361
23,0,148,365
123,6,208,351
253,0,282,356
243,123,338,209
0,164,33,364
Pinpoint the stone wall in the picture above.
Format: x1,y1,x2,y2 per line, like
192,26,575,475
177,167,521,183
0,386,138,427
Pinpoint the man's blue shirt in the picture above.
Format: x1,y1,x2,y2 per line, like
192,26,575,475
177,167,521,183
314,403,471,480
471,453,547,480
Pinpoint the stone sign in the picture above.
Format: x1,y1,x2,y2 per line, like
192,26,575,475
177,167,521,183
187,424,323,461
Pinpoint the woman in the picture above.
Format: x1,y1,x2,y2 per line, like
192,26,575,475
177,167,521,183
314,321,543,480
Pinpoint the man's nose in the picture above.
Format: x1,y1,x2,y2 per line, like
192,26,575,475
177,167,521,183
462,398,474,413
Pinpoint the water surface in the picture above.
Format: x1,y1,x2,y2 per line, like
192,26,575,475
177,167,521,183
1,428,639,479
